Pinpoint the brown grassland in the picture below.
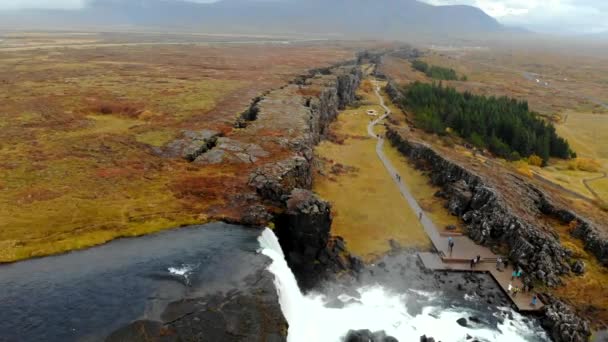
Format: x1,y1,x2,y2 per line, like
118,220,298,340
0,33,364,262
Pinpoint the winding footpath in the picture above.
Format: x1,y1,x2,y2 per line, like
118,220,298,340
368,82,542,312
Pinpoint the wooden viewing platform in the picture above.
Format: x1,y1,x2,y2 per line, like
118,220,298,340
369,82,544,313
418,252,544,312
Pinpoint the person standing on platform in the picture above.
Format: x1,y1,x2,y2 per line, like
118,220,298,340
448,237,454,255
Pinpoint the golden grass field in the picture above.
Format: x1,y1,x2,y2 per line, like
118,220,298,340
0,35,359,262
313,82,430,260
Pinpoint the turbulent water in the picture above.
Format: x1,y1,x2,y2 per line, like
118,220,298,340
0,223,265,341
258,228,549,342
0,224,549,342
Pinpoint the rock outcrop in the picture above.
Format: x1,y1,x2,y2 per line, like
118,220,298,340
386,126,571,286
162,129,220,161
537,193,608,266
195,137,269,165
242,62,363,288
275,189,359,290
344,329,399,342
541,296,592,342
106,268,287,342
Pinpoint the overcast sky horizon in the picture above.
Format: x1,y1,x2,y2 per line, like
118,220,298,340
1,0,606,35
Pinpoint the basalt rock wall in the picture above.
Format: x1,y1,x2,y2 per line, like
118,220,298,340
385,126,571,286
385,126,597,340
384,78,608,268
246,63,363,289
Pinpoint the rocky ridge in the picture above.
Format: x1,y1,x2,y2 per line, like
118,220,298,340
386,125,572,286
384,126,594,341
242,61,364,288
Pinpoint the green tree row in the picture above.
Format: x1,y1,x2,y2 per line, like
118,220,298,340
402,82,574,163
411,60,465,81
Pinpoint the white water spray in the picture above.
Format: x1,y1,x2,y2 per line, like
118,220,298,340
258,228,548,342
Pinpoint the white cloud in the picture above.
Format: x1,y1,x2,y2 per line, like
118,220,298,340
0,0,86,10
420,0,608,33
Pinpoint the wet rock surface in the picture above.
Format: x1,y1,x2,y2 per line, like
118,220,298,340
344,329,399,342
106,268,288,342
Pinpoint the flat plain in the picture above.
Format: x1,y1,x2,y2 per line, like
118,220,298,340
0,32,363,261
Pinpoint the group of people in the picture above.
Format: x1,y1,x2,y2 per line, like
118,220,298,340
507,282,538,306
511,267,523,280
444,237,540,307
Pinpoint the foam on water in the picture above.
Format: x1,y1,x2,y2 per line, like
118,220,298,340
258,228,549,342
168,264,195,276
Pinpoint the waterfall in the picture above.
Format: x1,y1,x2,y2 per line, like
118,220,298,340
257,228,549,342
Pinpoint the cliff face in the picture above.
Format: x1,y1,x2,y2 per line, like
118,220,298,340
385,126,599,340
386,127,571,286
383,80,608,270
243,63,363,288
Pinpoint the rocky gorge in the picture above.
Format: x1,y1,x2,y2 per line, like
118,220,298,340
242,60,366,289
103,53,595,341
384,123,596,341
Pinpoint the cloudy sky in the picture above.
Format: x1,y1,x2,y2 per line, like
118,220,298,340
1,0,606,34
420,0,608,33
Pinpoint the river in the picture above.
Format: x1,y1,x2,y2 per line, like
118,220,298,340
0,223,265,342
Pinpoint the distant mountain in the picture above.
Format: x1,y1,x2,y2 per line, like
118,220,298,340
0,0,507,38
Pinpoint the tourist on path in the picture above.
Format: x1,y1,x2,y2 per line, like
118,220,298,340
531,294,538,306
475,255,481,265
496,257,503,271
516,268,522,279
511,270,517,280
513,286,520,298
507,282,513,294
470,258,475,269
448,237,454,255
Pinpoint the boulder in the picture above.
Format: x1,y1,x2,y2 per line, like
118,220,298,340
571,260,586,275
457,317,468,327
344,330,398,342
